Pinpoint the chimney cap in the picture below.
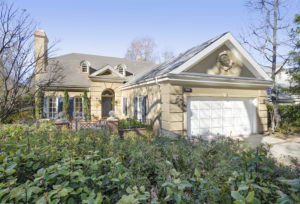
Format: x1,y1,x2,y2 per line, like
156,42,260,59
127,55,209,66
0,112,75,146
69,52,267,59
34,30,47,38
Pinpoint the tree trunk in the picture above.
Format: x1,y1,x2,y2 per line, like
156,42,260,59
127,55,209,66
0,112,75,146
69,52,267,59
271,0,281,132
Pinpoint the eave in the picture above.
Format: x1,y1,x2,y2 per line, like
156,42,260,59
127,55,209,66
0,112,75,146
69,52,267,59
121,73,272,90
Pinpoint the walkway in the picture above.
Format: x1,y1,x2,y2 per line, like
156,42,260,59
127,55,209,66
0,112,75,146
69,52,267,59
231,135,300,166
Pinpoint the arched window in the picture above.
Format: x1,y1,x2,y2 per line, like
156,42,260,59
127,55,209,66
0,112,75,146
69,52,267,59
116,64,126,76
81,61,89,73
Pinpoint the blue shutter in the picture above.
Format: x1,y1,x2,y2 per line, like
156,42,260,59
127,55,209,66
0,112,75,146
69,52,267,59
43,97,47,118
58,97,63,113
69,97,74,120
134,97,137,120
142,96,146,122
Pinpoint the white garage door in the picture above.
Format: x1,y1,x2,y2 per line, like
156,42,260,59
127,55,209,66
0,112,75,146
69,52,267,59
187,97,257,138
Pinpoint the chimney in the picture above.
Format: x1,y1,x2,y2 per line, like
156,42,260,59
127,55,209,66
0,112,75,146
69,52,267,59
34,30,48,74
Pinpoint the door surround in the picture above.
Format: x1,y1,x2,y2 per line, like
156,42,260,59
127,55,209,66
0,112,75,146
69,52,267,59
101,89,115,118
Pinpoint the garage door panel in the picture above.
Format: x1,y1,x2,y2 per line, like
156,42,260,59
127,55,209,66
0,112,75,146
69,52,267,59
223,109,232,117
223,119,233,127
199,119,210,128
211,109,222,118
190,101,199,110
199,110,210,118
199,128,210,135
190,112,199,120
211,118,221,127
199,102,211,109
211,102,222,109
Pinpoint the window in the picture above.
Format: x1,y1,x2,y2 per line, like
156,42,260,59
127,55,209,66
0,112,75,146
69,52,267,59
117,64,126,76
74,97,83,119
48,97,57,119
81,62,88,73
122,97,127,116
137,97,143,120
119,67,124,75
134,96,146,121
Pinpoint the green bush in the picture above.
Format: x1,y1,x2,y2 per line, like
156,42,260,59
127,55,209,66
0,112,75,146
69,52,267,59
268,104,300,131
118,118,145,129
0,124,299,203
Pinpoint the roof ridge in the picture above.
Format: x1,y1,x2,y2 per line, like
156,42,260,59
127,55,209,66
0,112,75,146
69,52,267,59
53,52,156,65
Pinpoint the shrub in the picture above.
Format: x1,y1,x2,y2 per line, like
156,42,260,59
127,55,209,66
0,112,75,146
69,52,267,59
118,118,145,129
268,104,300,130
63,90,70,120
0,124,299,203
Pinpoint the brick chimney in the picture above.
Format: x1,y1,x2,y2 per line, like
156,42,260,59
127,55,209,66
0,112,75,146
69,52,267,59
34,30,48,85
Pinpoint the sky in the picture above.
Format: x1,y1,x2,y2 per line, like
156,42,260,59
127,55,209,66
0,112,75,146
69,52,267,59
9,0,300,63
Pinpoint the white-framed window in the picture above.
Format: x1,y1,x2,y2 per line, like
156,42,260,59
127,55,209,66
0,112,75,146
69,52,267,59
74,97,83,119
135,96,144,120
122,97,127,116
116,64,126,76
47,97,58,119
81,62,89,73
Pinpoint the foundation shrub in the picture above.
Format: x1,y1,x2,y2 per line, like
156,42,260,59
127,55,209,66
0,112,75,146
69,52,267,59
0,124,299,203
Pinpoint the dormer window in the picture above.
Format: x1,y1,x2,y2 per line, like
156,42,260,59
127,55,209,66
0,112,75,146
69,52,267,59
116,64,126,76
81,61,89,73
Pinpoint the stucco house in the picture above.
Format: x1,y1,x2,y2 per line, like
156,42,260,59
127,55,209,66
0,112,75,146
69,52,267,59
262,65,300,105
34,30,271,138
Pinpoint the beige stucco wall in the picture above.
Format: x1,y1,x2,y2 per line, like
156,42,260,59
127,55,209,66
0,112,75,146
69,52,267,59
186,44,256,78
44,81,124,119
89,81,123,118
121,84,162,135
160,83,268,138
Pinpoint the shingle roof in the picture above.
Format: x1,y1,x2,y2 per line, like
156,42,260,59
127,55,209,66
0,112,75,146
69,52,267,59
127,32,228,85
39,53,155,87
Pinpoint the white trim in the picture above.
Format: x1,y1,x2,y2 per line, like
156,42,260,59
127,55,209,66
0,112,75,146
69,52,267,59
122,96,127,116
170,33,271,80
90,65,125,78
80,61,90,73
47,96,58,119
121,75,272,90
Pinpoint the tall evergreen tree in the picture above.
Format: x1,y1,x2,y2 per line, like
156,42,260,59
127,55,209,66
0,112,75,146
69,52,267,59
35,90,44,120
83,90,91,121
63,90,70,120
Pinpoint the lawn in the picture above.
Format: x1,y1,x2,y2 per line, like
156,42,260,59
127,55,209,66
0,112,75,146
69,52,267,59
0,124,299,203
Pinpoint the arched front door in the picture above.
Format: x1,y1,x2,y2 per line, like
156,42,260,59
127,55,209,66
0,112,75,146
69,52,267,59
101,89,114,118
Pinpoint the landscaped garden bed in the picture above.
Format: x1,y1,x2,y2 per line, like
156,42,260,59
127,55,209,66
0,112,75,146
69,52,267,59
0,124,299,203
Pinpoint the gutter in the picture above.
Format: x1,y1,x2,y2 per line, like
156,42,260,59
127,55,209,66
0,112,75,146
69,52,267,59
121,74,272,90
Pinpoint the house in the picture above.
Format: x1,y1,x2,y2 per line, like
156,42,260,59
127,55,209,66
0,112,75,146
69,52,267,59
35,30,272,138
262,65,300,105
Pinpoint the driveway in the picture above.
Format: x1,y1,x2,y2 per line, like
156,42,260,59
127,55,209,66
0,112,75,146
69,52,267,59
231,135,300,166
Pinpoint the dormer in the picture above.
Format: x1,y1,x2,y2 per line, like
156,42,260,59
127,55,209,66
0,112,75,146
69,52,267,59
116,64,127,76
80,61,90,74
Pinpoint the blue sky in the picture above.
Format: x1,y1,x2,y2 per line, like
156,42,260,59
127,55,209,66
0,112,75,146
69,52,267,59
11,0,300,63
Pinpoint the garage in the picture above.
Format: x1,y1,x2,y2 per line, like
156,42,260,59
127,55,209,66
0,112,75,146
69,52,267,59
187,97,257,138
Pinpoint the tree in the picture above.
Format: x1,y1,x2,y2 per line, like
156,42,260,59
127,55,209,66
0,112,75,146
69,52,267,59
35,89,44,120
242,0,293,132
0,0,61,123
83,90,91,121
284,14,300,94
125,37,157,62
160,50,175,62
63,90,69,120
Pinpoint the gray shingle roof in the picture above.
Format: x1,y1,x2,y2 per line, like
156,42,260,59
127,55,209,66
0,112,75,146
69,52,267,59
127,32,228,85
40,53,155,87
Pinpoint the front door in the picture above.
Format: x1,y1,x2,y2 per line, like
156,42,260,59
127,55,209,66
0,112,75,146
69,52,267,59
102,97,112,118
